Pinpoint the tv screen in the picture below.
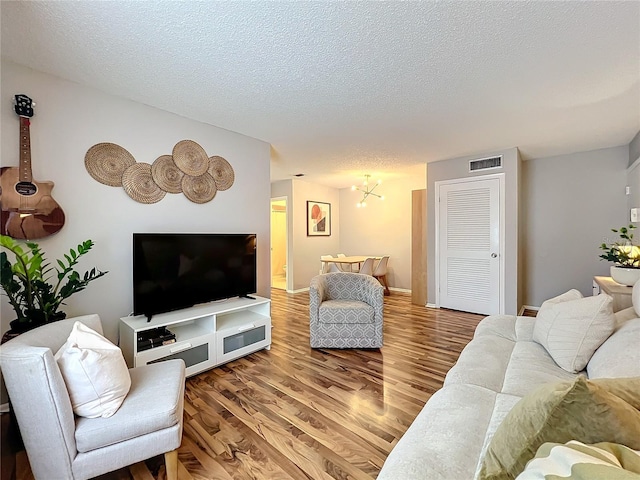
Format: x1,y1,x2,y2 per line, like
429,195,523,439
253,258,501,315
133,233,257,319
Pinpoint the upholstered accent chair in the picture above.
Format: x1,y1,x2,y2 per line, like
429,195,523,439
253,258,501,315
309,272,384,348
0,314,185,480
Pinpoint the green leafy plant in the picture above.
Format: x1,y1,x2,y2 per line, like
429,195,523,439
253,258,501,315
599,224,640,268
0,235,108,333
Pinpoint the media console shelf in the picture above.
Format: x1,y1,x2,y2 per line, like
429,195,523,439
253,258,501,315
119,295,271,377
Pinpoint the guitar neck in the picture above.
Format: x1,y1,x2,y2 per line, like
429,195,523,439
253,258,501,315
19,116,33,182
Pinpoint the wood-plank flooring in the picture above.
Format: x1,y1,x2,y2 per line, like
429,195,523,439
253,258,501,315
2,289,484,480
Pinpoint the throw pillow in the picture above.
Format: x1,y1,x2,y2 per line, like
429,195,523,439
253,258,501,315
478,376,640,480
532,293,615,373
587,319,640,379
516,441,640,480
55,321,131,418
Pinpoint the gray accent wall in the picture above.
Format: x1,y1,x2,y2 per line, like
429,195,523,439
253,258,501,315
427,148,521,315
522,146,628,307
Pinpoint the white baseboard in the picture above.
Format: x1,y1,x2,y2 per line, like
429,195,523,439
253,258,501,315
426,303,439,308
389,287,411,293
0,402,9,413
519,305,540,315
288,287,310,294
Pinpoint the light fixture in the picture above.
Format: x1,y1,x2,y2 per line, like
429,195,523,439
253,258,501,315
352,174,385,207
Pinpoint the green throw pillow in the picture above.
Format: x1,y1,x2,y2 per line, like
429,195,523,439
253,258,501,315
478,376,640,480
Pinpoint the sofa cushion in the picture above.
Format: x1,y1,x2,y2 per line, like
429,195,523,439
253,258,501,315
377,384,497,480
533,293,615,373
74,360,184,452
318,299,374,324
55,321,131,419
478,376,640,480
587,319,640,379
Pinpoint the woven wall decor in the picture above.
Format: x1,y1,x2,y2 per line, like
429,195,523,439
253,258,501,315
172,140,209,176
182,173,217,204
208,156,235,191
85,139,235,204
151,155,184,194
122,163,166,204
84,143,136,186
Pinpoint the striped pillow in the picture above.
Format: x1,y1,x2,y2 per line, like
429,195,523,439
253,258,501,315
516,441,640,479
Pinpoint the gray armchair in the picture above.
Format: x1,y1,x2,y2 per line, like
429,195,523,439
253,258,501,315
309,272,384,348
0,314,185,480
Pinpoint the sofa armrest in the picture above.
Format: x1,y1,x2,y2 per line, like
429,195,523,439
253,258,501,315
309,275,325,327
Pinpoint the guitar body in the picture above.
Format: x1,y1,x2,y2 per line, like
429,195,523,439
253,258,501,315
0,94,65,239
0,166,65,239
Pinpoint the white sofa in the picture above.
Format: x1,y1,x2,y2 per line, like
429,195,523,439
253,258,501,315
378,293,640,479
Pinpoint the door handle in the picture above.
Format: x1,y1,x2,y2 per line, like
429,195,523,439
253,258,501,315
491,253,498,258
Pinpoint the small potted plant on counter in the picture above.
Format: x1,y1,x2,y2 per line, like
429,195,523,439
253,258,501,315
0,235,108,339
599,224,640,286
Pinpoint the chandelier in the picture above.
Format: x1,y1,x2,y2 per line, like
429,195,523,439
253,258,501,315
352,174,385,207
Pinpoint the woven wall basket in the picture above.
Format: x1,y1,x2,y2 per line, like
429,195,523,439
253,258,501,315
173,140,209,176
182,173,217,204
208,156,235,191
122,163,166,204
151,155,184,194
85,143,136,187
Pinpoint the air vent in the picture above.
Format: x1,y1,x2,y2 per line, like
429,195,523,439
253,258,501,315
469,155,502,172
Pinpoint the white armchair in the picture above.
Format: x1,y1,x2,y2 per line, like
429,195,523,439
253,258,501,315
0,314,185,480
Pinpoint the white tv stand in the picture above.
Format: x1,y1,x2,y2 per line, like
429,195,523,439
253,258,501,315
119,295,271,377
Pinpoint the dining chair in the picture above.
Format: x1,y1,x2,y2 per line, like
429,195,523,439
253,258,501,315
336,253,350,272
373,255,391,295
359,257,375,276
320,255,336,274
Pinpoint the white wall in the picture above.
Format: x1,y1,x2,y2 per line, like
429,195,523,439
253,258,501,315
1,61,271,342
339,169,426,290
522,145,628,306
291,179,340,290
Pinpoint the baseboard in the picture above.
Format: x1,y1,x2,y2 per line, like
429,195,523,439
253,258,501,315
426,303,439,308
0,402,9,414
519,305,540,315
389,287,411,293
288,287,310,294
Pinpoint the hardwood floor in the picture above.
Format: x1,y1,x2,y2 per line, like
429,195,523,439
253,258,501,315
1,289,484,480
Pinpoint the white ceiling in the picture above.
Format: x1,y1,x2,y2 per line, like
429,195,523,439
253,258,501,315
2,1,639,188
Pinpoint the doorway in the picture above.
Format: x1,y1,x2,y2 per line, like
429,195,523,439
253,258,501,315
435,175,505,315
271,198,288,290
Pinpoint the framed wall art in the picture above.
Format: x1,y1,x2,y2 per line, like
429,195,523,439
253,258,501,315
307,201,331,236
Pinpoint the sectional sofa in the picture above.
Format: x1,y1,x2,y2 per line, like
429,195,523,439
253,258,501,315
378,287,640,479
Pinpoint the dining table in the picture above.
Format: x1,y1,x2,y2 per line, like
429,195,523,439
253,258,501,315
320,255,382,273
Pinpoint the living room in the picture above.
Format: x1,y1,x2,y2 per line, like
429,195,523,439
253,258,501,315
1,1,639,479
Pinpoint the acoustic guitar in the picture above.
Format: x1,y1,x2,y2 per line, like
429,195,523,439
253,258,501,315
0,94,65,239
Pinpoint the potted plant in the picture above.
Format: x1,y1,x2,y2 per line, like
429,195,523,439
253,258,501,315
0,235,108,338
599,224,640,286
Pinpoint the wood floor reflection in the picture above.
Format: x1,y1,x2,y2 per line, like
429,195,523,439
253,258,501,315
2,289,483,480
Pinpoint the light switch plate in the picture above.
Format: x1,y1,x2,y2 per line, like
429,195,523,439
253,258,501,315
631,208,639,222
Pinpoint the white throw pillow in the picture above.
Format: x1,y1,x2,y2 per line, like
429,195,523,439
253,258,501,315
533,293,615,373
55,321,131,418
587,318,640,379
533,289,583,345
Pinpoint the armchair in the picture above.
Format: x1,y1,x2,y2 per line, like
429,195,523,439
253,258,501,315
0,314,185,480
309,272,384,348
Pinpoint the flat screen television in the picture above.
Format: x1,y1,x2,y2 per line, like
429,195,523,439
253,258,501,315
133,233,257,320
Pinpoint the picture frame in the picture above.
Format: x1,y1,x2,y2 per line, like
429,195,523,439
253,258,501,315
307,201,331,236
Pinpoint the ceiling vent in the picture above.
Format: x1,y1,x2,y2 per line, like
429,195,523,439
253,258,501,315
469,155,503,173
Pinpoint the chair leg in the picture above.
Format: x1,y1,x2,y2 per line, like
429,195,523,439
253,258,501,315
165,449,178,480
376,275,391,296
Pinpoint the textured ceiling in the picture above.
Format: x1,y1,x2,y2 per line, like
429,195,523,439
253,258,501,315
2,1,639,188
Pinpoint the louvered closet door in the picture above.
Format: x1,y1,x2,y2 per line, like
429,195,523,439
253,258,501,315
438,177,500,315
